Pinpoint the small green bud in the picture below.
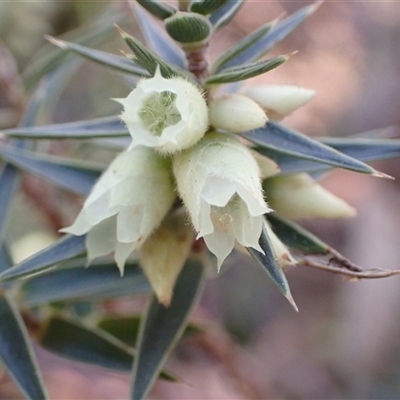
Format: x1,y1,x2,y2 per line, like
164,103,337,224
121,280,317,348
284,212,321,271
164,12,212,47
189,0,229,15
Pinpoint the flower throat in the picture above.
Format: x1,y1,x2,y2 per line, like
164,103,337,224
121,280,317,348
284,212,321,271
138,91,181,136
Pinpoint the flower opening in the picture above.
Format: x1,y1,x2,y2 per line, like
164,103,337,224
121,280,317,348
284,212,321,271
60,147,176,274
115,67,208,154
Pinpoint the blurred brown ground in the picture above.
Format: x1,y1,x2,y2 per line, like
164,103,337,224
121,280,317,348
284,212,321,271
1,1,400,399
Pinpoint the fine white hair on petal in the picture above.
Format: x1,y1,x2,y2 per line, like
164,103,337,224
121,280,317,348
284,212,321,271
173,132,271,268
61,147,176,274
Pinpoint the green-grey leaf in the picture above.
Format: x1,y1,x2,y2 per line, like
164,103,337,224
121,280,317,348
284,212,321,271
131,258,205,400
0,245,12,275
320,137,400,163
212,18,277,73
2,116,129,140
0,292,48,399
219,2,320,70
40,316,176,381
267,214,329,254
20,261,149,306
118,28,193,81
136,0,176,20
22,5,128,88
246,220,297,310
0,164,20,244
243,121,378,175
46,37,150,77
98,316,204,347
209,0,245,31
0,235,86,282
205,54,289,84
190,0,229,15
40,316,135,372
0,145,101,195
133,5,186,69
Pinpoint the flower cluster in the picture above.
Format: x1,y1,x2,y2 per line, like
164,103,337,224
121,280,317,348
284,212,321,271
62,67,354,304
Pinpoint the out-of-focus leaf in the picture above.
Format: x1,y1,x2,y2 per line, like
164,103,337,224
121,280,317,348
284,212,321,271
40,316,177,381
212,18,277,73
131,259,205,400
97,316,204,347
247,220,297,310
244,121,379,175
40,316,135,372
98,316,141,346
0,75,49,244
0,292,48,399
205,54,289,84
209,0,245,30
132,5,186,69
22,5,128,88
0,145,101,195
46,37,150,77
2,116,129,140
118,28,193,81
0,245,12,275
20,261,149,306
0,164,20,243
135,0,176,20
267,214,328,254
219,2,321,70
0,235,86,282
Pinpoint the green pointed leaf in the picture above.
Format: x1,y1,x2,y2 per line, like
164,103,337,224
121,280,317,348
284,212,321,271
20,261,149,306
209,0,245,30
0,235,86,282
46,37,150,77
246,220,296,310
190,0,229,15
204,54,289,84
244,121,378,175
219,2,321,70
267,214,329,254
118,28,193,81
0,145,101,195
22,5,128,88
255,136,400,176
2,116,129,140
133,5,186,68
0,293,48,399
40,316,135,372
131,259,205,400
212,18,277,73
320,137,400,163
136,0,176,20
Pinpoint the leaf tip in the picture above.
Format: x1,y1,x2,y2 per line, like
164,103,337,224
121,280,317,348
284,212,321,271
45,35,67,50
372,170,394,180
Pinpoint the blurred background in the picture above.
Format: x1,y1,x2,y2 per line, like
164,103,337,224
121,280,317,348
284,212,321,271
1,1,400,398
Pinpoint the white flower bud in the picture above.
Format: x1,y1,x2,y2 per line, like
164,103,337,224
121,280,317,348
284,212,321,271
250,150,280,179
264,173,356,220
115,67,208,154
139,212,195,306
240,85,315,120
208,93,267,133
60,147,176,274
173,132,271,269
